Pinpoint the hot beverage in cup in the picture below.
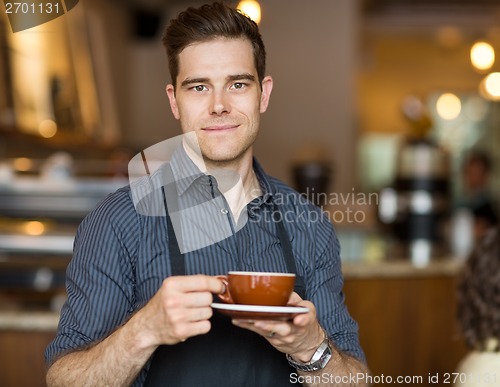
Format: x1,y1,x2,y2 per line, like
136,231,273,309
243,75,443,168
218,271,295,306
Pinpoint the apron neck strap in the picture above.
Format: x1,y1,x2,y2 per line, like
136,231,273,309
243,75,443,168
271,196,307,299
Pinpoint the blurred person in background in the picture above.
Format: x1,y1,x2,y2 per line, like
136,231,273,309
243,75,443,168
455,227,500,386
456,151,498,242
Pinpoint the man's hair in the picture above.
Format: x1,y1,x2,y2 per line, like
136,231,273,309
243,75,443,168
457,228,500,351
162,1,266,89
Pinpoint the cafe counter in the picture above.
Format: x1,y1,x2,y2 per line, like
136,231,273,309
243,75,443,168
342,257,468,386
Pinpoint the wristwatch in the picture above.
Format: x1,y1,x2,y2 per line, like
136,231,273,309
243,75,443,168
286,338,333,372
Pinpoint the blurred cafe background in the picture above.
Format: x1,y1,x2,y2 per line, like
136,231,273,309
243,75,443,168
1,0,500,385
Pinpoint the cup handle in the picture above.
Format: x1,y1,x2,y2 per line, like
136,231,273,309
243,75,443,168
215,275,233,304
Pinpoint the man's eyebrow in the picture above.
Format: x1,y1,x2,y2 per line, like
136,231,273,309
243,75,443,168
180,78,210,88
227,74,256,82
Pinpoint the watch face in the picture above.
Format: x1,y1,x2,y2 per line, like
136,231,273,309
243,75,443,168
317,346,332,370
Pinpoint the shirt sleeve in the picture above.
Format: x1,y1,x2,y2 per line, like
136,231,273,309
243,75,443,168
45,188,140,366
307,210,367,363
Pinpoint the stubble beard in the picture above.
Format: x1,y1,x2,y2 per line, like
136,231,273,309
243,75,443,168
199,132,258,170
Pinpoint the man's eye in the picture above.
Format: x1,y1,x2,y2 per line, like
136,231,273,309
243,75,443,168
193,85,207,92
231,82,246,90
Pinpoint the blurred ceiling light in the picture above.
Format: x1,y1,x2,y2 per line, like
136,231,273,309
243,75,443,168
436,93,461,120
237,0,261,24
480,72,500,101
24,221,45,236
39,119,57,138
13,157,33,172
470,41,495,71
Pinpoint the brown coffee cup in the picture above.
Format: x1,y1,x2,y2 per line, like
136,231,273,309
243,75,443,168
217,271,295,306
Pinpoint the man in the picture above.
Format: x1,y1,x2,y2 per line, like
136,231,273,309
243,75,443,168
45,2,368,386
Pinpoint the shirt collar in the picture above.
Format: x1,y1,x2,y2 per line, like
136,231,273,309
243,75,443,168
252,158,274,205
168,144,207,196
168,143,275,204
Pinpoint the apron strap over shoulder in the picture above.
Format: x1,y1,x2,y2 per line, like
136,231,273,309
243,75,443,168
161,164,185,276
272,202,306,299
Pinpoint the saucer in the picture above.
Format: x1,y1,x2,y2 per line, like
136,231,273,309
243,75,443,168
211,302,309,321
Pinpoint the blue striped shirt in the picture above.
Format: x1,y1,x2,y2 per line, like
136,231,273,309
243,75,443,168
45,155,365,385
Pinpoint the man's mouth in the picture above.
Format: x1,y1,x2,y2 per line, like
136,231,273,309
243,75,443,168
202,124,239,131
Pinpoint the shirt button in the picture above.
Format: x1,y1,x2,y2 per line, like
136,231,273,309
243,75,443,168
221,208,229,215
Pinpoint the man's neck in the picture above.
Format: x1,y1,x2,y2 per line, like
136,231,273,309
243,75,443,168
182,140,261,221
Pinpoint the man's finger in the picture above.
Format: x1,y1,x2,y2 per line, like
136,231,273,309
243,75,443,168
186,306,213,322
167,275,225,293
178,320,212,340
292,312,312,326
181,292,215,308
287,292,303,305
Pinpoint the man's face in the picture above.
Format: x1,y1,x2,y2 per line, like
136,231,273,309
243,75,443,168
166,38,272,167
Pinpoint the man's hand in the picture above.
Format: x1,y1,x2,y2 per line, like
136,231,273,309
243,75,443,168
135,275,225,348
46,275,226,386
231,292,324,362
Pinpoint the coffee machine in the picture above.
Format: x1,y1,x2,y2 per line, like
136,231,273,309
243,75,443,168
379,96,450,266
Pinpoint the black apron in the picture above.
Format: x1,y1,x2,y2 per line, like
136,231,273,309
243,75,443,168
143,179,306,387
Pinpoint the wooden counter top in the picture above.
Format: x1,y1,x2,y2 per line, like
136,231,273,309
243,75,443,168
342,257,464,279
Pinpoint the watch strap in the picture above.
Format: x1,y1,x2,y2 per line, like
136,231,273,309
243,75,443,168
286,338,332,372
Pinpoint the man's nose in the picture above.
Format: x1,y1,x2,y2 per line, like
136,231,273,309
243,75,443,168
210,90,230,115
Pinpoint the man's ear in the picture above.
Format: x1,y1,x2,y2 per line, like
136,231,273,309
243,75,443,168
259,76,273,113
166,84,180,119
